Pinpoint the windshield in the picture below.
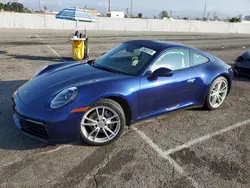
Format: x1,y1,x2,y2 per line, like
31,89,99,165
93,43,156,76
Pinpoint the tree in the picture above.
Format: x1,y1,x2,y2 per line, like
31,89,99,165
0,3,4,10
229,17,241,23
24,8,32,13
159,10,168,19
138,13,143,18
4,2,11,11
11,2,24,12
1,1,31,13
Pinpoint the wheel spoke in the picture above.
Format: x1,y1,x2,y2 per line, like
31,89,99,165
96,108,101,120
107,120,120,125
101,107,105,119
218,95,223,103
217,81,222,91
88,128,98,137
107,115,118,121
85,117,97,123
211,95,217,105
105,126,115,136
103,128,110,140
219,87,227,94
94,128,100,140
211,91,216,96
83,122,97,126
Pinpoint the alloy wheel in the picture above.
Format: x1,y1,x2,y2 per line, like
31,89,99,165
81,106,121,144
209,79,228,108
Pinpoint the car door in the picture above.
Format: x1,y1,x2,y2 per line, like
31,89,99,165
138,49,200,119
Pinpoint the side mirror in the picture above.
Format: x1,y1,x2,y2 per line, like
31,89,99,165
151,67,174,77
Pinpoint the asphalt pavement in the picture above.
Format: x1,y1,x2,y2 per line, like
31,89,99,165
0,29,250,188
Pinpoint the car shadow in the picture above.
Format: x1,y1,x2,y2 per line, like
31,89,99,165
233,75,250,82
8,54,74,62
0,80,50,150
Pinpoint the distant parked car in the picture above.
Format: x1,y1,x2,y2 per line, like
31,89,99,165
12,40,233,146
234,51,250,77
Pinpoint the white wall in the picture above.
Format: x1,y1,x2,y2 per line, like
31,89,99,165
1,12,250,34
110,11,125,18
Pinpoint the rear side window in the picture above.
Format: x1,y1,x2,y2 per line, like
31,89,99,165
191,52,209,66
151,49,190,71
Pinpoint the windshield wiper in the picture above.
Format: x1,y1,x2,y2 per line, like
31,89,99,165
93,65,126,75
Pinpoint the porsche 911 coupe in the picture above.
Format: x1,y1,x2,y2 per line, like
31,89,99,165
12,40,233,146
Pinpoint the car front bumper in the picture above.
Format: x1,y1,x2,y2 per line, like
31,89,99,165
12,93,85,144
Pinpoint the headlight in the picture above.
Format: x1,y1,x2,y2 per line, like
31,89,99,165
50,87,79,109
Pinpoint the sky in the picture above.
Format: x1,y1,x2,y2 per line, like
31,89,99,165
2,0,250,18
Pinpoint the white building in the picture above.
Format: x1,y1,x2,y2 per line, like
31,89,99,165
107,11,125,18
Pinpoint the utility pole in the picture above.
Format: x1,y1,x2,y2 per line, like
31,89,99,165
108,0,111,12
213,12,216,21
130,0,133,17
38,0,41,12
202,2,206,20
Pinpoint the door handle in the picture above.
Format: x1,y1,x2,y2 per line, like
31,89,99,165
187,78,195,83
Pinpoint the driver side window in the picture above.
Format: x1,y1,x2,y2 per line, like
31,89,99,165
151,49,190,72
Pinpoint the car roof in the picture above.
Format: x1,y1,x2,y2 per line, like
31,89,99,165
126,40,210,57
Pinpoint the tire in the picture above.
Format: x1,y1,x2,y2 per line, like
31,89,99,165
80,99,125,146
205,76,229,110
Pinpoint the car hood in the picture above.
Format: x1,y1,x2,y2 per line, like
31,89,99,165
18,62,128,104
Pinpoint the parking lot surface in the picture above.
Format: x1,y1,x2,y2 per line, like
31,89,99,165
0,29,250,188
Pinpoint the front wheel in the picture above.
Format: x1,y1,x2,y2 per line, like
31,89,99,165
80,99,125,146
205,77,229,110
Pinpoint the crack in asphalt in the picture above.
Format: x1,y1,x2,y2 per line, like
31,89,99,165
90,147,118,188
51,131,131,188
171,165,176,183
93,173,99,188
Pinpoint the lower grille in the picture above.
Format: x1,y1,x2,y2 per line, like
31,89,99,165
14,110,49,139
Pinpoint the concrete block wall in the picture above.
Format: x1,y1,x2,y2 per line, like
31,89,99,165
1,12,250,34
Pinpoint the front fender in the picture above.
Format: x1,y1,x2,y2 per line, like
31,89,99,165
73,77,140,122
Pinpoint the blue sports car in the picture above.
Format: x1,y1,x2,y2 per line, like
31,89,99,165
12,40,233,146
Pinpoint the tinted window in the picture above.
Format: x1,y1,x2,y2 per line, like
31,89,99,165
94,43,156,76
192,52,209,66
151,49,190,71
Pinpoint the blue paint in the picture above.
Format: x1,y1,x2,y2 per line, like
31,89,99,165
12,40,233,143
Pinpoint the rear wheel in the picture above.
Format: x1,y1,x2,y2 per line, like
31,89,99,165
80,99,125,146
205,77,228,110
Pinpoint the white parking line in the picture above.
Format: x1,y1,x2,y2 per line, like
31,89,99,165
36,34,65,62
165,119,250,155
132,127,200,188
133,119,250,188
